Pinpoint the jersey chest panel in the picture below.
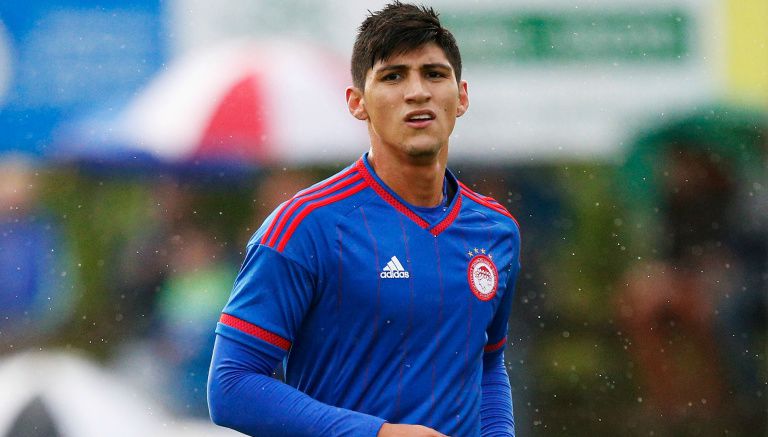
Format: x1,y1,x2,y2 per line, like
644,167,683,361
283,195,516,432
315,205,514,355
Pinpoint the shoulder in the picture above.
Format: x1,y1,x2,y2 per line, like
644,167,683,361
458,180,521,236
253,161,373,255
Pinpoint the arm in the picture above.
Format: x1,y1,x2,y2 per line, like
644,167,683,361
208,241,384,436
208,332,448,437
209,243,444,437
480,249,521,437
208,334,385,436
479,350,515,436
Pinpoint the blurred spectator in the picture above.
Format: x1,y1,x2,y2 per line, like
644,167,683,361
617,112,767,431
0,156,75,350
251,167,318,227
110,168,313,417
153,223,236,417
617,145,734,417
713,132,767,424
109,178,188,339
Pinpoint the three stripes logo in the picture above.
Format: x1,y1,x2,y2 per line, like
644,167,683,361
380,256,410,279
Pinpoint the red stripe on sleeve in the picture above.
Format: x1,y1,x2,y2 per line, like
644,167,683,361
261,201,293,245
219,313,292,351
458,184,510,216
459,185,520,228
261,167,357,246
484,336,507,353
276,181,368,252
266,173,363,248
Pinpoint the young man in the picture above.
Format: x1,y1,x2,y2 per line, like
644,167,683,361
207,2,521,436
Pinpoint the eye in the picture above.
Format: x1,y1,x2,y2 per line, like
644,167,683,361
381,72,401,82
426,70,447,79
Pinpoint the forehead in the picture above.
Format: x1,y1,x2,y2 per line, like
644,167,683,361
370,43,451,71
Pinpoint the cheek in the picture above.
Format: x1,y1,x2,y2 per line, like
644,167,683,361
373,105,400,125
441,103,456,118
365,93,396,118
368,104,393,123
440,95,459,114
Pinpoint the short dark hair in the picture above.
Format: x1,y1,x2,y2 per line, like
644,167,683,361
351,1,462,90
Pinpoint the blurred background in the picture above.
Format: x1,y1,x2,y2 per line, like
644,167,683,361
0,0,765,436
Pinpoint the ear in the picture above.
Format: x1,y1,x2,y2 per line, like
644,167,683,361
456,80,469,118
346,86,368,121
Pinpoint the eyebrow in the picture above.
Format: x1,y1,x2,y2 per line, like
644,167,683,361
375,63,453,74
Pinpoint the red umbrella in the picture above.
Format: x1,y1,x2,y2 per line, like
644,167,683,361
113,39,366,165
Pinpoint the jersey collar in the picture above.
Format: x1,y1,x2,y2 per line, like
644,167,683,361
355,153,462,236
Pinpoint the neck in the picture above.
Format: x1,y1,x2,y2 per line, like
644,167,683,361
367,148,447,207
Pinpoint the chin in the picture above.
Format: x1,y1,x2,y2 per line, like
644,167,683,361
403,142,442,159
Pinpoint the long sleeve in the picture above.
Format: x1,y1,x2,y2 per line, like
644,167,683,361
480,258,518,436
479,350,515,436
207,334,386,436
208,239,385,436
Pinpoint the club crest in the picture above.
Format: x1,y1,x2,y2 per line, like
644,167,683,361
467,252,498,301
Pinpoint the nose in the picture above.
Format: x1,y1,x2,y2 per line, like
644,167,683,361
404,76,430,103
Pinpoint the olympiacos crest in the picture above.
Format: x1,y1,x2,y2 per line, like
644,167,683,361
467,250,498,301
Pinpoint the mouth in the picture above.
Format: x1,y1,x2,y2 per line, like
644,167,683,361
404,110,436,128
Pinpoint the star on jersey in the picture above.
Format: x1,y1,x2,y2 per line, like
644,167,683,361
467,247,492,259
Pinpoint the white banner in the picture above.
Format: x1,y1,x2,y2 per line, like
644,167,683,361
164,0,723,163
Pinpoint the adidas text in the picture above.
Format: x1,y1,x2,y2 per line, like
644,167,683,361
380,270,410,279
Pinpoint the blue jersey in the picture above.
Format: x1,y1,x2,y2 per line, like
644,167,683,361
214,154,521,436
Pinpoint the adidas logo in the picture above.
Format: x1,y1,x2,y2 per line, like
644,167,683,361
380,256,410,279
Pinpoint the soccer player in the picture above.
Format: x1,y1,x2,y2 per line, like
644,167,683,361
207,2,521,436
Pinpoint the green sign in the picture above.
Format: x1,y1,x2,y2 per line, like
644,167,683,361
444,9,689,64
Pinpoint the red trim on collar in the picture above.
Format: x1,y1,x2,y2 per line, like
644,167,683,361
430,194,461,236
355,158,461,236
355,158,430,229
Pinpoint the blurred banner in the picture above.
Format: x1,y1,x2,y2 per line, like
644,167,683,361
2,0,764,165
163,0,730,164
441,0,721,162
0,0,165,157
724,0,768,103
